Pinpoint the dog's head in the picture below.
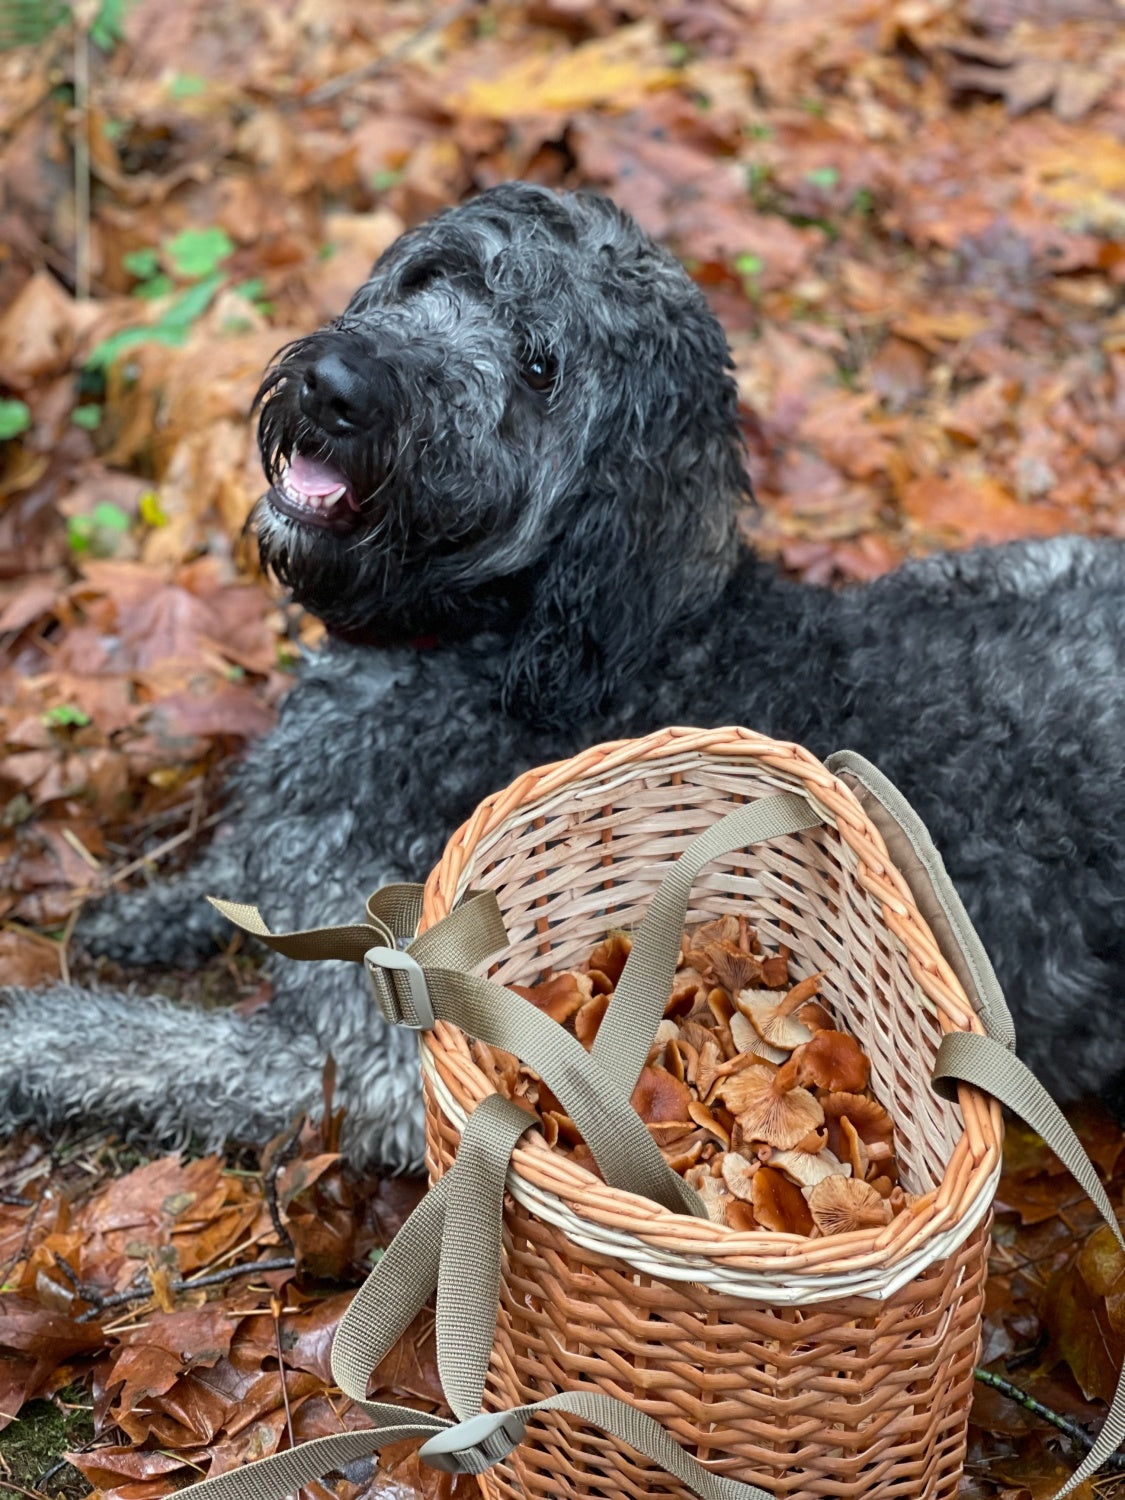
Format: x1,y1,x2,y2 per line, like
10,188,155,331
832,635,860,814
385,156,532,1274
255,183,748,724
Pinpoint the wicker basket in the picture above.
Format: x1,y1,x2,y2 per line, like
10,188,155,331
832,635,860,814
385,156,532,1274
417,726,1004,1500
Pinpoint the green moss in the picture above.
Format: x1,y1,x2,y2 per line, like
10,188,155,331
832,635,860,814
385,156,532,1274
0,1382,94,1499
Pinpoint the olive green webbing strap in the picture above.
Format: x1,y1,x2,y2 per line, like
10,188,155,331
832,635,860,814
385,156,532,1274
836,752,1124,1494
209,888,706,1217
593,791,826,1093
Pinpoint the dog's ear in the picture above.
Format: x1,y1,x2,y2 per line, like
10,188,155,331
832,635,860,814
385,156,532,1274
501,378,747,729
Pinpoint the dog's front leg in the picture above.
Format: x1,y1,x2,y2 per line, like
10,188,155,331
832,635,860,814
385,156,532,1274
0,952,426,1172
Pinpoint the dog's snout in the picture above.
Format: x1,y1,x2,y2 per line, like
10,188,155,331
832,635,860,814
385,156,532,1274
300,352,369,435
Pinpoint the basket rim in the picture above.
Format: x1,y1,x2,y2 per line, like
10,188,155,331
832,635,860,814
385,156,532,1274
419,725,1004,1282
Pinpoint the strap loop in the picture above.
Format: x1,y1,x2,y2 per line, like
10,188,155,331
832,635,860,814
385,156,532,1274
417,1410,527,1474
365,947,434,1029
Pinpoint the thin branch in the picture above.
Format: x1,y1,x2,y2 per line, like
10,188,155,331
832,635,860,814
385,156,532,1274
75,1256,295,1322
106,810,225,887
300,0,480,106
264,1116,305,1252
974,1367,1125,1470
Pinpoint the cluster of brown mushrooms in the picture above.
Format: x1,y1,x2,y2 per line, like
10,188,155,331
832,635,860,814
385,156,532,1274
471,916,916,1236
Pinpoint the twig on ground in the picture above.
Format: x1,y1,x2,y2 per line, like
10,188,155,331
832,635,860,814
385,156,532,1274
273,1296,296,1455
264,1116,305,1251
74,1255,296,1322
975,1367,1125,1470
300,0,480,106
57,901,83,987
107,810,225,887
70,4,93,300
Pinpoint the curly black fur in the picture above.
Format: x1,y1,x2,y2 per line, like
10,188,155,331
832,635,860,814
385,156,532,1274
2,184,1122,1170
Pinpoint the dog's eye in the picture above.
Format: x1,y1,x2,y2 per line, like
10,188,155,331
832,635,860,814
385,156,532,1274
520,351,557,394
400,261,441,295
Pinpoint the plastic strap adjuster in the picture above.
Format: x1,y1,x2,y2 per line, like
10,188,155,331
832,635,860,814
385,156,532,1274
364,947,435,1030
417,1410,526,1475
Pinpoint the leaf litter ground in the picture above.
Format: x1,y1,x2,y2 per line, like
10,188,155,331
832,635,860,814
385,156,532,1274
2,0,1125,1496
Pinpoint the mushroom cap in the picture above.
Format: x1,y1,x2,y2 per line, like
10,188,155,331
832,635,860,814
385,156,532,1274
730,1010,789,1063
807,1176,892,1234
734,993,814,1050
718,1064,825,1150
630,1065,693,1125
574,992,610,1049
684,1163,729,1225
770,1148,850,1189
587,931,632,986
752,1166,815,1235
719,1150,759,1201
776,1030,870,1093
511,971,593,1025
822,1092,895,1152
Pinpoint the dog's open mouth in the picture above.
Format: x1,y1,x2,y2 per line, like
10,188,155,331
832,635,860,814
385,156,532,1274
268,453,362,532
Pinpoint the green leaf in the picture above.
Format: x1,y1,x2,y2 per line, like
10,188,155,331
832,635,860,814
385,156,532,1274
43,704,91,728
371,168,404,192
804,166,839,189
90,0,130,51
168,72,206,99
91,501,130,532
85,273,225,370
133,272,174,301
123,247,159,279
165,226,235,279
71,404,102,430
734,252,763,278
0,399,31,440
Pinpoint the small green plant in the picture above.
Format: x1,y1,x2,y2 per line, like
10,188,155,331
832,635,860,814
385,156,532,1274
0,398,31,439
43,703,92,729
734,252,764,299
67,501,132,556
804,166,839,190
165,226,235,279
371,168,404,193
71,403,102,430
168,71,207,99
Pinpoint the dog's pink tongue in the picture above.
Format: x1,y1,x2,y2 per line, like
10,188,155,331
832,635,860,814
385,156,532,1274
288,453,349,496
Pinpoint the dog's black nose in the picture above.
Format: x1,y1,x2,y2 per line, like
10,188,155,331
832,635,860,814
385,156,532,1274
300,353,369,435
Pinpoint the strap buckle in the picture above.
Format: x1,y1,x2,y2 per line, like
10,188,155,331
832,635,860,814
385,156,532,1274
417,1410,526,1475
364,946,435,1030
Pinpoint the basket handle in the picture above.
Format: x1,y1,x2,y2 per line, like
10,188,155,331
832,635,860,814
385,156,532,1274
827,753,1125,1498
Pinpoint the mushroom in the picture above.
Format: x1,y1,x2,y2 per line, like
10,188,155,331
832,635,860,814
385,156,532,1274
821,1093,895,1155
796,1000,835,1033
720,1151,759,1201
726,1199,758,1232
689,1099,732,1150
511,971,593,1025
770,1148,850,1190
775,1030,870,1094
631,1065,693,1128
734,973,825,1051
695,1035,725,1098
587,931,632,986
574,992,610,1049
752,1165,815,1235
713,1064,825,1151
807,1176,891,1235
708,945,767,997
730,1011,789,1064
661,1132,707,1173
684,1163,730,1225
839,1116,869,1181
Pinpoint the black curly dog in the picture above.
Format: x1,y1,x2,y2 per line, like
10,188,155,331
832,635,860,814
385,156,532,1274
3,184,1122,1170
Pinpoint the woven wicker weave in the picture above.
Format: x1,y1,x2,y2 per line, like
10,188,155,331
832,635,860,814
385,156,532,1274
419,727,1003,1498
